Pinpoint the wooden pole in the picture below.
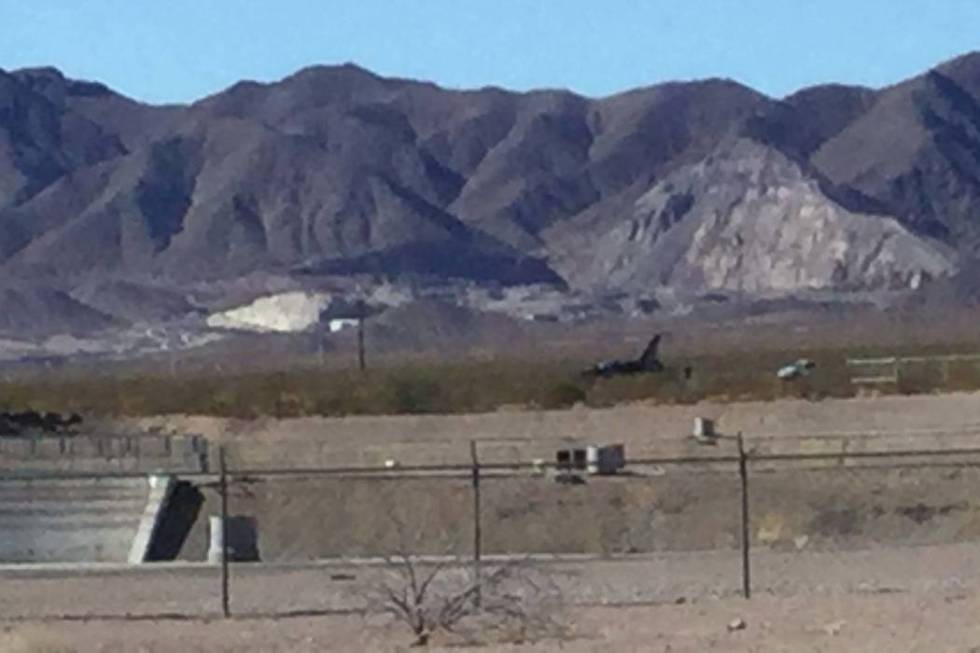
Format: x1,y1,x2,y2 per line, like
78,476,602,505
219,445,231,618
315,323,325,365
737,433,751,599
357,302,366,372
470,440,482,608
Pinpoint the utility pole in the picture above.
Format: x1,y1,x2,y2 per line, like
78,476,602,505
219,445,230,617
737,432,751,599
470,441,482,608
314,321,325,365
357,300,367,372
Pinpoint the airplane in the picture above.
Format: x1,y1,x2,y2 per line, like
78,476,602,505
582,334,665,379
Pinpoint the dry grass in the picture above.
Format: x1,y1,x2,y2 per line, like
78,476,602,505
3,339,980,419
5,308,980,418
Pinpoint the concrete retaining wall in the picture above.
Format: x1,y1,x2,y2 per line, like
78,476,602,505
0,477,151,562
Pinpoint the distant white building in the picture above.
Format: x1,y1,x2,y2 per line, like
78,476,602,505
328,318,360,333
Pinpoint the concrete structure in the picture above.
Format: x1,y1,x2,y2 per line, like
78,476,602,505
206,515,224,564
0,433,208,475
0,477,151,562
556,444,626,475
0,434,207,563
586,444,626,475
693,417,718,444
127,475,175,564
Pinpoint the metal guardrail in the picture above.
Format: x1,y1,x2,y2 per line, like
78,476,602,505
849,354,980,365
847,352,980,385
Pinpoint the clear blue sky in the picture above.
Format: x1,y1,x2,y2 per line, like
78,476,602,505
1,1,978,105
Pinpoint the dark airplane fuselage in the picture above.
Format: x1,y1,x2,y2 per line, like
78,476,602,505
588,359,664,378
582,333,665,379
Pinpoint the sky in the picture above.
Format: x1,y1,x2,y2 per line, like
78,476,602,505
1,1,978,105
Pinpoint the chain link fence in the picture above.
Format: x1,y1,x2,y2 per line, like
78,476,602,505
3,437,980,619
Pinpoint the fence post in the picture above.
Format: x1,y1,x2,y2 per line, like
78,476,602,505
219,445,231,618
470,440,482,608
737,432,751,599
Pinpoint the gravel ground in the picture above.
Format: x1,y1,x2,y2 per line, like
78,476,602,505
3,541,980,650
6,542,980,619
2,580,979,652
9,394,980,649
114,391,980,468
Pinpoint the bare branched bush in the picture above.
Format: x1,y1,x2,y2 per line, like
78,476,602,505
374,555,563,647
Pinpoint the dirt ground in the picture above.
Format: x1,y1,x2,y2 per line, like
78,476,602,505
2,584,978,652
9,393,980,649
4,540,980,651
112,391,980,468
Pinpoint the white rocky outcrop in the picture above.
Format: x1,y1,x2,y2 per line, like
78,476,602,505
206,291,331,333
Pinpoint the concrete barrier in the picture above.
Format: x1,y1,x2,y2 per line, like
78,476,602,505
0,434,209,475
207,515,224,564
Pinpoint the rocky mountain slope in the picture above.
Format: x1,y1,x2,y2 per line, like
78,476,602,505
1,53,980,337
546,138,954,293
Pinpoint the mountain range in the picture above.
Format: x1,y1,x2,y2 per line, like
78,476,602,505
2,52,980,338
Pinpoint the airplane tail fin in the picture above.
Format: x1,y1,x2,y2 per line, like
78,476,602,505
639,334,662,369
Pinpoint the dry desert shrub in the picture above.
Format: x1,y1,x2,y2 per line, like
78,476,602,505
7,326,980,417
372,555,565,647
